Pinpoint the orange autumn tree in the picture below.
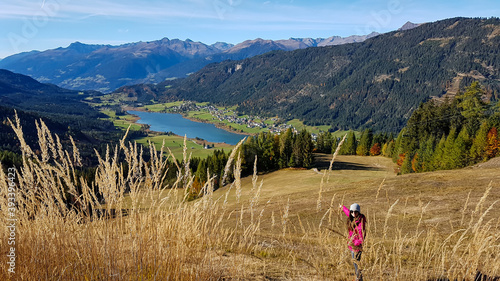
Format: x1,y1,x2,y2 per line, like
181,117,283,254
485,127,499,159
411,153,421,173
396,153,406,167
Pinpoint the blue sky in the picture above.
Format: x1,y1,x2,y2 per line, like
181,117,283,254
0,0,499,58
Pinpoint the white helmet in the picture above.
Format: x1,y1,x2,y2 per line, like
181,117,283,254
349,203,361,213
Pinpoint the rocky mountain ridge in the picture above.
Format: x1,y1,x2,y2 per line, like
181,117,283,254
0,32,380,92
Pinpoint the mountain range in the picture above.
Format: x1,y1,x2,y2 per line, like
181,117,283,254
113,17,500,132
0,32,380,92
2,18,498,134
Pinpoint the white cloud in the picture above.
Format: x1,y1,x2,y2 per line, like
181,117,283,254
0,0,221,21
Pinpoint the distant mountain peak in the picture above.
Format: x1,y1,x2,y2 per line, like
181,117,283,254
398,21,422,31
66,41,105,53
211,42,234,51
67,41,108,49
69,41,84,46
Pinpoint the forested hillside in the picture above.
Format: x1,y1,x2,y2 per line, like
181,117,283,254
141,17,500,132
0,70,126,166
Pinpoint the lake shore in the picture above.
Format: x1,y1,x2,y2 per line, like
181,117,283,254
126,108,247,145
182,115,252,136
124,106,253,137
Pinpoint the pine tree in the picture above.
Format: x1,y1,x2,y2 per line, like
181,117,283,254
288,153,295,168
470,122,489,162
451,127,471,168
331,137,339,155
292,129,314,168
393,129,406,163
279,128,294,169
303,130,314,167
411,152,420,173
384,140,395,158
323,131,334,154
457,81,487,135
389,138,396,158
316,132,325,153
341,130,357,155
381,142,389,157
442,128,457,170
401,152,414,174
356,129,372,156
432,135,446,170
258,132,274,171
273,134,280,168
457,81,486,120
242,137,257,174
420,137,435,172
196,159,208,183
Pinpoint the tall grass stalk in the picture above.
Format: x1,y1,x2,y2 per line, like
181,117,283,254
1,116,499,280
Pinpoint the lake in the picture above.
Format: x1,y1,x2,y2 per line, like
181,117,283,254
128,111,246,145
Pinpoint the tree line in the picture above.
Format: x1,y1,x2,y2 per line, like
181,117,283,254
187,128,314,199
388,82,500,174
311,81,500,175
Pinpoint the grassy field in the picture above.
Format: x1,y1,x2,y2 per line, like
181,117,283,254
2,120,499,280
91,151,500,279
140,101,184,112
134,134,234,160
285,119,360,137
207,154,500,279
287,119,331,134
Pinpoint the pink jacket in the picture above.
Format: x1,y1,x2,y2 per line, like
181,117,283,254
342,205,365,252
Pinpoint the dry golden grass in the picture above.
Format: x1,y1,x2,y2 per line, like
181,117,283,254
0,115,499,280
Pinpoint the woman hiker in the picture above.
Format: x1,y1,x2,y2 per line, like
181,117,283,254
339,203,366,281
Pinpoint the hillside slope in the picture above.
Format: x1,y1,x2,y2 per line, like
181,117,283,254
153,17,500,132
0,69,103,116
114,153,500,279
0,70,118,165
212,154,500,279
